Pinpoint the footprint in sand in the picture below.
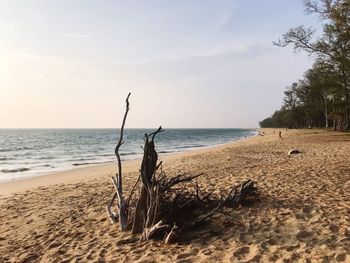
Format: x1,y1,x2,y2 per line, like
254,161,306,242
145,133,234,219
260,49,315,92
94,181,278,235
302,205,315,214
26,219,34,224
329,223,339,233
230,244,260,262
48,241,62,249
200,248,212,256
335,252,347,262
296,230,312,241
175,252,193,260
239,232,254,244
18,253,40,263
300,205,318,220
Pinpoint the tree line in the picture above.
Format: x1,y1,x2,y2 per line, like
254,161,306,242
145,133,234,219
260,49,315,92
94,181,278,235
260,0,349,131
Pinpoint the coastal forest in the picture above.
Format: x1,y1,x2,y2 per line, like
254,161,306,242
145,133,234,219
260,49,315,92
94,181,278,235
260,0,350,131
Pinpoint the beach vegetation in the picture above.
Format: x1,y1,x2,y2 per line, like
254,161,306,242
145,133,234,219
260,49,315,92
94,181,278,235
261,0,350,130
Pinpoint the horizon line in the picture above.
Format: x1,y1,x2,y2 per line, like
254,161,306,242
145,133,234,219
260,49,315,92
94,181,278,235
0,127,259,130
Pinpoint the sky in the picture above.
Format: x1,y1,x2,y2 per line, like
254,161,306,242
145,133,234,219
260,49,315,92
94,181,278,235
0,0,322,128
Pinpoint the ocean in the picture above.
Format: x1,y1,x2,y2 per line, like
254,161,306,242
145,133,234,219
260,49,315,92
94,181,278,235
0,128,256,182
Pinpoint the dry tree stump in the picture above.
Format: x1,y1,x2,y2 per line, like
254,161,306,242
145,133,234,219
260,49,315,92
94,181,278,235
106,93,260,243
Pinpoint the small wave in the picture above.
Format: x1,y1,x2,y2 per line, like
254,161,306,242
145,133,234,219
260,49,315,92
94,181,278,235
1,167,30,173
67,158,95,162
0,157,12,161
173,144,204,149
72,161,110,166
37,156,55,160
120,152,138,156
33,164,53,168
0,146,33,152
158,150,174,154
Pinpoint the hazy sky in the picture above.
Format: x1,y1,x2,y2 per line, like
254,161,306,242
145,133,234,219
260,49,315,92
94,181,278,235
0,0,321,128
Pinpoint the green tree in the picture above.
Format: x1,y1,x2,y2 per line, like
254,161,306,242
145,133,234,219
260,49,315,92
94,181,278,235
274,0,350,130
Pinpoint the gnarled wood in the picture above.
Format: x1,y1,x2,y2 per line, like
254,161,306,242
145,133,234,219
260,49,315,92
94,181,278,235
132,127,164,234
106,94,259,243
106,92,131,231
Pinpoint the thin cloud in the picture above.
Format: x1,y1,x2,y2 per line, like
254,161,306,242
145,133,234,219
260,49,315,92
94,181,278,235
15,42,274,82
210,12,236,32
60,33,92,38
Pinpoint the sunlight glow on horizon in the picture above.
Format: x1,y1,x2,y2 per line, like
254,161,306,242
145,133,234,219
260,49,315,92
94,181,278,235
0,0,320,128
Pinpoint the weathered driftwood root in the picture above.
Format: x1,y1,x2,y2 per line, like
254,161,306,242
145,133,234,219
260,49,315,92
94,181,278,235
138,173,259,243
140,220,170,241
223,179,258,207
107,93,260,244
132,127,164,234
154,179,258,243
164,224,178,244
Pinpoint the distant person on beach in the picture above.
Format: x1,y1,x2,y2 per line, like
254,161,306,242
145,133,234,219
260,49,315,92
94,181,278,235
279,131,282,138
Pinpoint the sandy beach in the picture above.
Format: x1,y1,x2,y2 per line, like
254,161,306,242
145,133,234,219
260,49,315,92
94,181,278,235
1,129,350,262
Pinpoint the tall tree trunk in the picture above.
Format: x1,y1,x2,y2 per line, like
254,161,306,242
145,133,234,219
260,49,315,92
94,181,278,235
341,68,349,131
323,88,328,129
332,96,336,130
345,89,349,130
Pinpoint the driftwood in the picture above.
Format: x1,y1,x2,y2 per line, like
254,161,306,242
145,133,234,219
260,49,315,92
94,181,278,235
107,93,260,243
223,179,258,207
107,93,130,231
132,127,164,234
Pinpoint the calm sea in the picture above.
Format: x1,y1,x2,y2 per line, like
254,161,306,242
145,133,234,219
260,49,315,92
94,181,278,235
0,128,256,182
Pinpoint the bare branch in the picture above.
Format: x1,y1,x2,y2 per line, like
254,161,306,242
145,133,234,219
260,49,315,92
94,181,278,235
164,224,178,244
304,0,343,18
274,26,336,60
115,92,131,193
125,174,141,211
107,192,118,224
106,92,131,231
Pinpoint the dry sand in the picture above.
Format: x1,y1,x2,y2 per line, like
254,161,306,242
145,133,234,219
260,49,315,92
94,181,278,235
0,129,350,262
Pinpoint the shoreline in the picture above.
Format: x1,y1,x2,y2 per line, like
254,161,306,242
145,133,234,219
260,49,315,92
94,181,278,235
0,130,259,196
0,129,257,185
1,128,350,262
